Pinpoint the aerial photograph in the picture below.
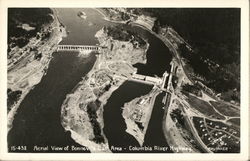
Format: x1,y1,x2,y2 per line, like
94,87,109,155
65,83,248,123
7,8,240,153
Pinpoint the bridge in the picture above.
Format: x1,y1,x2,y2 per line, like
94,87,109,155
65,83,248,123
57,45,102,52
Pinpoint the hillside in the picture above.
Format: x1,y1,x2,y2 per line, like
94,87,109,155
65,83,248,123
8,8,53,51
7,8,65,131
141,8,240,102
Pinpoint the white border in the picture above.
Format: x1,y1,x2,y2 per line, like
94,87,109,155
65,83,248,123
0,0,249,160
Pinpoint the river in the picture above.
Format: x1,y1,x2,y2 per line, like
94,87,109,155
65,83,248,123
8,8,172,153
124,25,172,77
142,92,172,153
8,8,109,153
103,81,153,153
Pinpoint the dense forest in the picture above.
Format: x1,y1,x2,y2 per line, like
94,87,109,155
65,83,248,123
141,8,240,102
8,8,53,48
87,100,105,143
7,8,54,111
104,25,147,48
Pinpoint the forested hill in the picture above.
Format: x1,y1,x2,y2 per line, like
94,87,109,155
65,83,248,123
8,8,53,49
148,8,240,53
142,8,240,102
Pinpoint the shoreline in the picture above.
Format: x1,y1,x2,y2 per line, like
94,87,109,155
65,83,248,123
162,94,199,153
122,87,160,146
7,9,65,132
97,9,177,148
6,8,240,154
60,26,148,152
93,8,128,24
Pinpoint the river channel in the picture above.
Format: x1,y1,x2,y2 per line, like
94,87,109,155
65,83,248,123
8,8,172,153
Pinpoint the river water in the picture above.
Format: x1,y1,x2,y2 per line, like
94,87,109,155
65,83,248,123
124,25,172,77
8,51,96,152
8,8,172,153
143,92,171,153
103,81,153,153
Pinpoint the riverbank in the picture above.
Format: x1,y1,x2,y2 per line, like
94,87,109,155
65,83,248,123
94,8,129,24
7,9,66,132
162,94,199,153
122,87,160,146
60,27,148,152
98,9,180,149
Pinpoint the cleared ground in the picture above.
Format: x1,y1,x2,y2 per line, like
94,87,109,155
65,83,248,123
227,118,240,127
210,101,240,117
186,94,225,120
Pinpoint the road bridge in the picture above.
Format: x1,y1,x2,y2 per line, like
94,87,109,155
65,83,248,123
57,45,101,52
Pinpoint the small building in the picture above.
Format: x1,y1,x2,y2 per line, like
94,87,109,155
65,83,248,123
138,98,146,105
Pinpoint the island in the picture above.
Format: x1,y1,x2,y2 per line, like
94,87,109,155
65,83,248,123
7,8,241,153
60,8,241,153
60,25,149,152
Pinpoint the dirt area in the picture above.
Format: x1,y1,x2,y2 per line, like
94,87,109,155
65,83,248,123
60,27,148,152
7,11,66,132
184,93,226,120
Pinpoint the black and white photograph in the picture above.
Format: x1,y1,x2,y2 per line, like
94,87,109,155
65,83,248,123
0,0,249,160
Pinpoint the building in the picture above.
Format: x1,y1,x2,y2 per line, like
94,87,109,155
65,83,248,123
145,76,162,85
133,74,146,80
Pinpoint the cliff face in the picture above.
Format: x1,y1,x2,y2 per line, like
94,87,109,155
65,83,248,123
60,27,148,152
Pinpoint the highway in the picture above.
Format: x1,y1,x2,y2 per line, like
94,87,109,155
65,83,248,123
132,19,213,153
